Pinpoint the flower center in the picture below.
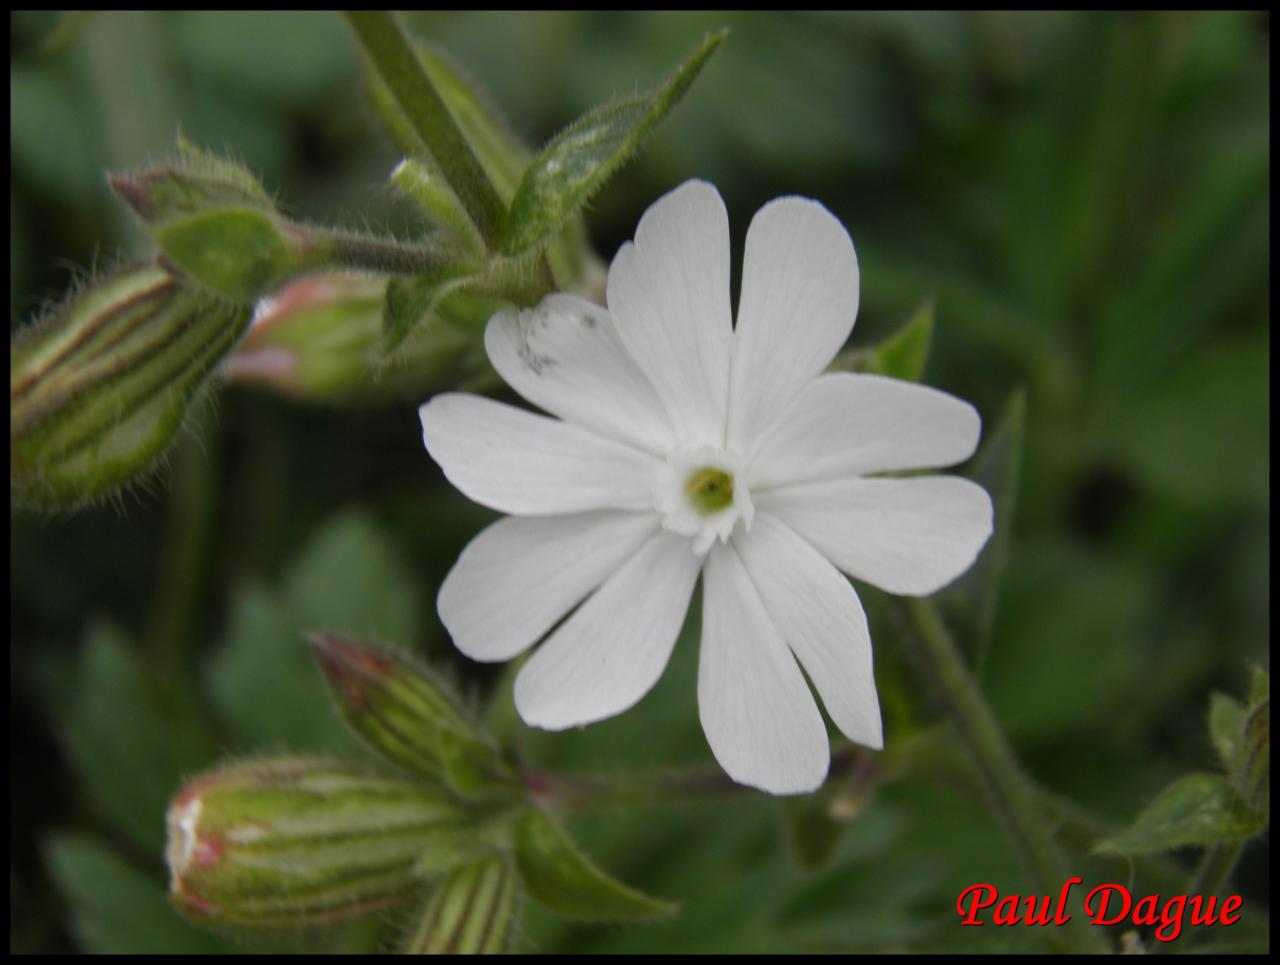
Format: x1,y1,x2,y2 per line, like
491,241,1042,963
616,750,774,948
654,446,754,556
684,466,735,515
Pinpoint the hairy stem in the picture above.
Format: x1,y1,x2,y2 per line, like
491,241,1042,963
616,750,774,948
310,226,478,279
894,597,1109,953
344,11,506,251
526,746,866,813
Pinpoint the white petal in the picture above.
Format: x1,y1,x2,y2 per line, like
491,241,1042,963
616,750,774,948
484,293,673,455
727,197,859,452
757,476,993,596
606,180,733,448
698,543,829,795
420,393,660,515
514,529,701,730
733,514,882,749
748,373,981,490
439,511,658,662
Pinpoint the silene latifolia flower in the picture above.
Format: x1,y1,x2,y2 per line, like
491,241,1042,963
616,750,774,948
420,181,992,794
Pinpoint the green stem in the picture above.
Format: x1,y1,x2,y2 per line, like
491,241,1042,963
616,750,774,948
143,403,217,678
895,597,1109,953
1187,841,1244,901
308,226,478,279
527,746,865,814
344,11,506,251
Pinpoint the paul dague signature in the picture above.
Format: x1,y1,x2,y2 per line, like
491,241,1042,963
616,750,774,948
957,878,1243,943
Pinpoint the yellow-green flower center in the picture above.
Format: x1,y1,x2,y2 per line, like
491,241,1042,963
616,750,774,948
684,466,735,515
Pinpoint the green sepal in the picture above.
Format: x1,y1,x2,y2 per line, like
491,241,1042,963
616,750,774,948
836,298,934,383
11,263,251,509
309,632,518,799
109,144,312,301
109,144,273,225
403,856,520,954
513,807,677,922
499,29,727,256
153,208,304,302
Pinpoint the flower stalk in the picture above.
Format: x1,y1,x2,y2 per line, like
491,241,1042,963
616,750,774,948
344,10,506,251
894,597,1109,953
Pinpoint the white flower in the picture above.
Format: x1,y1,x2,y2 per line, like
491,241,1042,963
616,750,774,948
419,181,992,795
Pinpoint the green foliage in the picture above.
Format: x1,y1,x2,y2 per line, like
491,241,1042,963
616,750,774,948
381,274,458,356
514,807,677,922
944,387,1027,671
209,510,421,753
1096,774,1263,856
1099,671,1269,858
838,298,934,383
500,30,727,256
60,624,219,854
46,833,235,954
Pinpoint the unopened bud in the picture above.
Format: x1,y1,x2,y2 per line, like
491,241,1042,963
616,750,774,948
166,757,468,929
391,158,485,254
110,144,315,301
11,264,250,509
309,632,518,800
222,275,491,405
403,857,520,954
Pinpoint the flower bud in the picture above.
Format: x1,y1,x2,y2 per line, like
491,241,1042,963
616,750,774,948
221,275,492,405
309,632,519,800
391,158,485,254
402,857,520,954
110,145,313,301
11,264,251,509
166,757,468,929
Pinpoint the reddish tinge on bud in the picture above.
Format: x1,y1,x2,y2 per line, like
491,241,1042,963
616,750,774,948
166,757,467,929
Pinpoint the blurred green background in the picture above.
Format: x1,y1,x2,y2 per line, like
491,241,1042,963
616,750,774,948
10,10,1269,953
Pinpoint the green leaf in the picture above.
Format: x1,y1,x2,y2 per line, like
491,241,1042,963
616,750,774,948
1239,696,1269,819
514,807,677,922
1208,692,1246,773
282,510,421,644
415,45,531,200
404,856,521,954
47,833,235,954
208,510,421,752
1102,333,1268,509
1096,773,1264,856
1246,665,1269,706
381,274,459,356
945,386,1026,671
841,299,934,382
60,623,218,853
500,29,727,256
153,208,298,300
